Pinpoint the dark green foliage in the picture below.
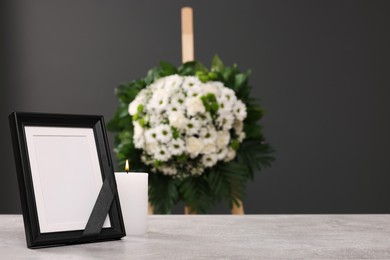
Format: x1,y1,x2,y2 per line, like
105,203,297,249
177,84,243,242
206,162,247,209
108,55,274,213
179,176,213,214
148,173,179,214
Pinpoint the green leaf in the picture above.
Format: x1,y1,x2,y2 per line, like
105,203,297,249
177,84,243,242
177,153,187,162
160,61,178,76
244,123,262,139
211,54,224,73
107,105,132,132
234,70,251,91
178,61,197,75
107,108,122,132
115,83,141,104
230,139,240,150
207,162,249,209
208,72,218,80
237,140,275,179
145,67,162,84
246,102,264,123
195,61,209,74
179,176,214,213
149,174,179,213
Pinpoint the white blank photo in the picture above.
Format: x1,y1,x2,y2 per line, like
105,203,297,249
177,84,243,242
24,126,111,233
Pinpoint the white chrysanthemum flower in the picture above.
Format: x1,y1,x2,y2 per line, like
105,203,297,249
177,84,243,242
217,148,229,160
197,114,212,127
148,114,162,127
233,100,247,121
139,89,152,106
164,74,184,88
182,76,201,92
145,99,157,112
149,77,165,91
141,154,154,165
216,131,230,150
133,121,145,149
169,138,185,155
163,84,182,98
153,145,172,161
166,103,180,114
202,83,220,96
189,166,204,176
187,88,202,98
211,81,225,90
186,97,205,116
233,120,244,134
224,148,236,162
216,113,234,131
199,126,217,144
133,121,143,135
220,87,237,106
217,99,231,115
128,89,149,115
168,111,187,130
155,124,172,144
201,143,217,155
129,98,143,116
185,117,203,136
158,165,177,176
138,88,150,98
238,132,246,142
170,92,186,107
144,142,158,155
202,153,218,167
147,89,169,113
134,137,144,149
144,128,158,144
186,137,204,158
217,96,235,116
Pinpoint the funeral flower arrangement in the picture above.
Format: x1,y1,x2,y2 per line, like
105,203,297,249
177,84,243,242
129,74,247,178
108,56,274,213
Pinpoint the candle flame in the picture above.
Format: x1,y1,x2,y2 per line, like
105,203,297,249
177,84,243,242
125,159,130,172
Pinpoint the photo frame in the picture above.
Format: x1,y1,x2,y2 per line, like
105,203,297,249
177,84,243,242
9,112,125,248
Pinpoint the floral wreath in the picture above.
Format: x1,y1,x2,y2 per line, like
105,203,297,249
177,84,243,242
108,55,274,213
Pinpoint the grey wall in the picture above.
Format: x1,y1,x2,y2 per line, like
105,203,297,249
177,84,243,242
1,0,390,214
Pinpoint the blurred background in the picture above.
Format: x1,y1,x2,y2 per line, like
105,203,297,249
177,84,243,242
1,0,390,214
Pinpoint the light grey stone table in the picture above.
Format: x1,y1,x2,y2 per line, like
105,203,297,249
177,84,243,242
1,215,390,259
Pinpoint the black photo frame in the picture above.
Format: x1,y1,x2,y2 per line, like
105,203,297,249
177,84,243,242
9,112,125,248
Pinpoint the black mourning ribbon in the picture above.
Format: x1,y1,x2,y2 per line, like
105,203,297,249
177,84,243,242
81,173,117,240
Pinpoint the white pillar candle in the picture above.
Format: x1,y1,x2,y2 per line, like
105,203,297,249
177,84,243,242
115,172,148,235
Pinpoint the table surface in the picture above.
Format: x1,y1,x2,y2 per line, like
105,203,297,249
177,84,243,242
1,215,390,259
